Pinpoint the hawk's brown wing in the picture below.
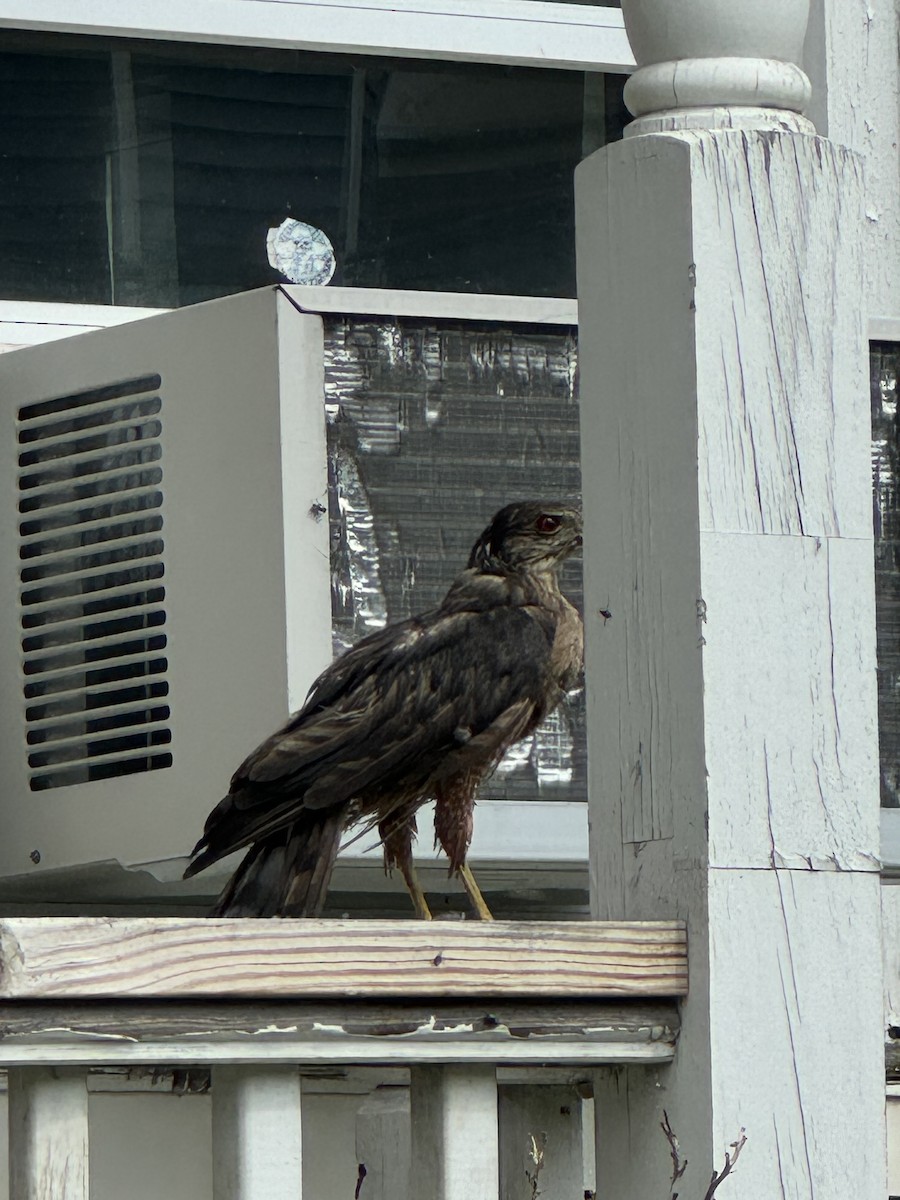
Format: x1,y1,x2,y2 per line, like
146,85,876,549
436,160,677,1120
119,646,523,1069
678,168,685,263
184,591,556,877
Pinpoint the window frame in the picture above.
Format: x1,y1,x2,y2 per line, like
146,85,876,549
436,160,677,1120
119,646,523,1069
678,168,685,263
0,3,633,309
0,0,635,73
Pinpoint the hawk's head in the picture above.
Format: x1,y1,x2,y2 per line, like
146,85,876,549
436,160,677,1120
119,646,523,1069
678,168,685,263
468,501,582,573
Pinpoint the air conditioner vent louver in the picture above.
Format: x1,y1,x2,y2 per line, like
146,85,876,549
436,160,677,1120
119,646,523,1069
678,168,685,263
16,375,173,791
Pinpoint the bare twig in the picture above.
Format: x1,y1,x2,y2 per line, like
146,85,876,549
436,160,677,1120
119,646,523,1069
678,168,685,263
660,1113,747,1200
525,1131,548,1199
661,1110,688,1199
701,1130,747,1200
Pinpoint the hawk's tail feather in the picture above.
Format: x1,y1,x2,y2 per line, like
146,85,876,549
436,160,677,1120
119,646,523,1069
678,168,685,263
209,811,344,918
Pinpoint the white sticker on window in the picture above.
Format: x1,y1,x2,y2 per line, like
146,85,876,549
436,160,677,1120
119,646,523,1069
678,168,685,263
266,218,336,285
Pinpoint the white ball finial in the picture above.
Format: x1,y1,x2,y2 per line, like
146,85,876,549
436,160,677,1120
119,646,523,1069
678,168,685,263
621,0,815,135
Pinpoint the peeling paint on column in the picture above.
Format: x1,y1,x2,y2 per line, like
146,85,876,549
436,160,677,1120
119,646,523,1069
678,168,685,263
691,132,868,540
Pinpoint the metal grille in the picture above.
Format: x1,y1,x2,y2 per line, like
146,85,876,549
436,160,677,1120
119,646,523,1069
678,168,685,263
17,375,173,791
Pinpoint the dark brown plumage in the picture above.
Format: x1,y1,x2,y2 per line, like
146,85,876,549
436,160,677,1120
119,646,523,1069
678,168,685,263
184,501,583,919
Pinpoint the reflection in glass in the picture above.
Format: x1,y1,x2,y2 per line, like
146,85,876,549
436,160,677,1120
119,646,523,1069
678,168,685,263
872,341,900,807
0,33,628,306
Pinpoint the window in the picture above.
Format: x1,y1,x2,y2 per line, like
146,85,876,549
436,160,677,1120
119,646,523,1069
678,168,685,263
0,31,628,306
871,340,900,811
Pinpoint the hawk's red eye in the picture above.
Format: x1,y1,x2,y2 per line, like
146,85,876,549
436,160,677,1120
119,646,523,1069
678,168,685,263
535,514,562,534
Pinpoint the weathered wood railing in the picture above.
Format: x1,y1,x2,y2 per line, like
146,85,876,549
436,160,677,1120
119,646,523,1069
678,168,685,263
0,918,687,1199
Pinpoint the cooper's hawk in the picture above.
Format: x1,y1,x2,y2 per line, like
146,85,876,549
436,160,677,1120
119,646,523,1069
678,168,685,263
184,500,583,919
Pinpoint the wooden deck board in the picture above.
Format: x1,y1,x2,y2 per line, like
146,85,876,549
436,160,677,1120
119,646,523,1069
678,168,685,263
0,917,688,1000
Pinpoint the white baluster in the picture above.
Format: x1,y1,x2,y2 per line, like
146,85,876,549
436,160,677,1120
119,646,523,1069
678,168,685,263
211,1065,302,1199
355,1085,411,1200
410,1065,498,1200
8,1067,89,1200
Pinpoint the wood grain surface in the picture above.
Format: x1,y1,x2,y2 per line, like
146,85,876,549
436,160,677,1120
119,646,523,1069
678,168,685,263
0,918,687,1000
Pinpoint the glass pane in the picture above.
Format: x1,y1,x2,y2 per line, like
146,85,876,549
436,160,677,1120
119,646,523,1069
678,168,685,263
872,340,900,807
0,32,628,306
0,48,113,303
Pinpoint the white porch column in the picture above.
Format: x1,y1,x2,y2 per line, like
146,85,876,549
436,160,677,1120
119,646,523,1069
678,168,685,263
576,0,886,1196
8,1067,89,1200
409,1065,499,1200
211,1065,303,1199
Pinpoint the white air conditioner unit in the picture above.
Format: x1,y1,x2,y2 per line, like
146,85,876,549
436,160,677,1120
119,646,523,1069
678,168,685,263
0,286,587,911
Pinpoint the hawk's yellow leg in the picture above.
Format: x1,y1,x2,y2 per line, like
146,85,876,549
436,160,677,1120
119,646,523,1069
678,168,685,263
400,861,433,920
459,862,494,921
